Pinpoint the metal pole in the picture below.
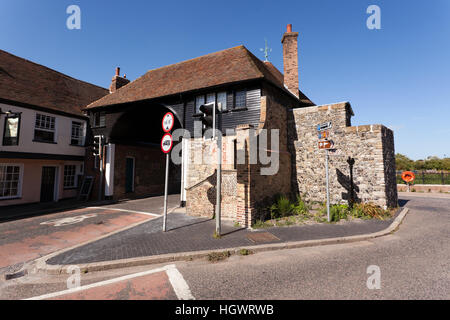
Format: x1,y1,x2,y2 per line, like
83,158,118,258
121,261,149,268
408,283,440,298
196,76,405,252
163,153,170,232
98,137,104,202
326,149,330,222
212,101,216,140
215,109,222,236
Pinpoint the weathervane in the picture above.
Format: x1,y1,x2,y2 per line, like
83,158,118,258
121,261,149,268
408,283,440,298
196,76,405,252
260,38,272,62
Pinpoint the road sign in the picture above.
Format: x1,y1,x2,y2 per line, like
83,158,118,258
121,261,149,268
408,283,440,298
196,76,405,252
161,133,173,154
317,122,332,132
162,112,175,133
318,140,334,150
318,130,330,140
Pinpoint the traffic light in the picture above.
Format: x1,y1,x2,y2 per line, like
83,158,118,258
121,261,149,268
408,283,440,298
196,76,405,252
199,103,215,131
93,135,104,157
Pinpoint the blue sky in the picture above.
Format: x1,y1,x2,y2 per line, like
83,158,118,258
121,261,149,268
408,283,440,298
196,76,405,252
1,0,449,160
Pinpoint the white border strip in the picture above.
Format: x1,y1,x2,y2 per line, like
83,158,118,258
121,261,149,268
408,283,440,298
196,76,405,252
166,265,195,300
88,207,162,217
25,264,192,300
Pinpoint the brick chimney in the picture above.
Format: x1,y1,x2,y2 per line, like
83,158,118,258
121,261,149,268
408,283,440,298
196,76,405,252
281,24,299,98
109,67,130,93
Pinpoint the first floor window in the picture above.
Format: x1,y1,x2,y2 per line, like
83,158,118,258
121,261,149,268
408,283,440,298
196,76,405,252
195,95,205,114
34,113,56,143
64,165,77,188
217,92,227,111
93,112,106,128
3,115,20,146
234,90,247,108
0,165,21,199
71,121,83,146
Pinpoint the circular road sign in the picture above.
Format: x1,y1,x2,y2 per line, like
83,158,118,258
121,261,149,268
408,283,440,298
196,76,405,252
161,133,173,154
162,112,175,133
401,171,415,184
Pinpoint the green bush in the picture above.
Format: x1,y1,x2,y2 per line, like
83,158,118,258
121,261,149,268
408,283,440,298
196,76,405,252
270,195,294,219
330,204,350,222
293,195,310,216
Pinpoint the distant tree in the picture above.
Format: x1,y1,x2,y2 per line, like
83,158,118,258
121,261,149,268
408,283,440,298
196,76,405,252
395,154,414,171
443,158,450,171
396,154,449,171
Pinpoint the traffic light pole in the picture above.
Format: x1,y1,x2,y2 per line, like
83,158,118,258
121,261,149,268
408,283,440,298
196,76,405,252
199,101,222,237
216,110,222,237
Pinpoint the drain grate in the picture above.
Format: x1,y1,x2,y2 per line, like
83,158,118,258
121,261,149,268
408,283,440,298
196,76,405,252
247,232,280,244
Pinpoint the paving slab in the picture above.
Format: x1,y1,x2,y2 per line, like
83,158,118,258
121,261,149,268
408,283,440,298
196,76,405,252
46,208,403,266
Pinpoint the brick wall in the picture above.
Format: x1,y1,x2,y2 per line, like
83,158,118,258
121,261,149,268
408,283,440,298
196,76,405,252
113,144,180,200
288,102,398,208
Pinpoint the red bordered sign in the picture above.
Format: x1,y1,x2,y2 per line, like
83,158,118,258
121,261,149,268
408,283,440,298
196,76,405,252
161,133,173,154
162,112,175,133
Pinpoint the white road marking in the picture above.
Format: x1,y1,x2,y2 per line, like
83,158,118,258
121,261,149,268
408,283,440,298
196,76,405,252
25,264,194,300
40,214,98,227
166,265,196,300
88,207,162,217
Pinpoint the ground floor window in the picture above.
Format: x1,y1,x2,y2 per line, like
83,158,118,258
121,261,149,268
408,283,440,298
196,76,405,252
0,164,22,199
63,165,77,188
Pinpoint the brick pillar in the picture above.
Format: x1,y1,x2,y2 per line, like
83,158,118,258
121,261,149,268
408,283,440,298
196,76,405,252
235,124,254,228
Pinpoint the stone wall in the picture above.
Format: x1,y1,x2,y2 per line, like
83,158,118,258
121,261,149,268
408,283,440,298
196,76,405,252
289,102,398,208
185,136,237,221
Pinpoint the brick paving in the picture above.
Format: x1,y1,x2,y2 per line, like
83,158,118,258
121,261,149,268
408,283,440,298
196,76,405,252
47,209,402,266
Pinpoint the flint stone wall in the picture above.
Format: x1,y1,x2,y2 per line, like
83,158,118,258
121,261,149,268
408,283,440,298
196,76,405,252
289,102,398,208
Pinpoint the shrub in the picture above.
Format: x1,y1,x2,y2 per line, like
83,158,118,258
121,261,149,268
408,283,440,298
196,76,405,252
330,204,350,222
270,195,294,219
352,203,391,220
293,195,310,216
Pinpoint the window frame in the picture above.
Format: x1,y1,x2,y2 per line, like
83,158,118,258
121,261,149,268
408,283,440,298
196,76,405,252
63,164,77,189
0,163,23,200
195,95,206,114
2,114,21,146
34,113,56,143
234,90,247,109
93,112,106,128
70,121,84,146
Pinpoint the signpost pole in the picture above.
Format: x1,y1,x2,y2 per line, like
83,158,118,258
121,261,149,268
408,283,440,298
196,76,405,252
326,149,330,222
163,152,169,232
161,112,174,233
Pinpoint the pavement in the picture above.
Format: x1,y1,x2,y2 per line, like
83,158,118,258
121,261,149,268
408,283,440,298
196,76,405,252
37,203,406,273
0,194,180,276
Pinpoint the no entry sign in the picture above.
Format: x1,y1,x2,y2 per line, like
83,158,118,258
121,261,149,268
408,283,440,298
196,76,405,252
162,112,175,133
161,133,173,154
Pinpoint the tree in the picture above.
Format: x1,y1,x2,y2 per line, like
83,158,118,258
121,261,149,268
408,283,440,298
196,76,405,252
395,154,414,171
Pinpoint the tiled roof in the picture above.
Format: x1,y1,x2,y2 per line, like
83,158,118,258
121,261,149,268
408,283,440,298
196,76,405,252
85,45,314,109
0,49,108,116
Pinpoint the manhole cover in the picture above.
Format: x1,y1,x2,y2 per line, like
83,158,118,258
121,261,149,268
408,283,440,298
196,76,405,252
247,232,280,244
